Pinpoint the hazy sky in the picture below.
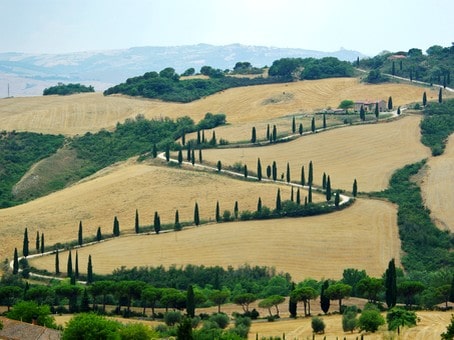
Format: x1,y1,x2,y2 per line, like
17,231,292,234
1,0,453,56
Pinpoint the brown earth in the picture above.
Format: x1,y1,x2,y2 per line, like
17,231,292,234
28,198,400,281
0,78,441,136
201,115,431,192
420,133,454,232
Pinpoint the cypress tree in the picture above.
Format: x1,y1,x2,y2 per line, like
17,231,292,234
187,142,191,162
55,249,60,274
323,112,326,129
308,185,313,203
304,196,308,206
299,123,303,135
75,251,79,279
311,116,315,132
308,161,313,186
40,233,44,254
320,280,330,314
152,144,157,158
266,124,270,140
272,161,277,181
174,210,181,231
135,209,139,234
322,172,327,189
191,149,195,165
397,106,401,115
276,188,282,211
23,228,29,257
234,201,239,219
289,282,297,318
198,148,203,163
81,288,90,312
165,144,170,162
186,285,196,318
210,131,216,145
67,251,73,278
334,190,340,207
202,130,205,143
78,221,83,246
301,165,306,186
35,231,40,252
13,248,19,274
87,255,93,284
272,125,277,142
286,162,291,183
70,274,76,285
113,216,120,236
296,188,301,205
360,105,365,121
392,61,395,75
244,164,248,178
375,102,379,119
439,87,443,103
385,258,397,308
352,179,358,197
181,131,186,146
217,160,222,172
290,187,294,201
266,165,271,178
251,126,257,143
194,202,200,226
154,212,161,234
197,129,201,145
216,201,221,222
422,91,427,106
257,158,262,181
356,56,360,67
96,227,102,241
257,197,262,212
178,149,183,164
292,116,296,133
388,96,393,110
326,175,332,201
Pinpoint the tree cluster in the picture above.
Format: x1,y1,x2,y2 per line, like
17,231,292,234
43,83,94,96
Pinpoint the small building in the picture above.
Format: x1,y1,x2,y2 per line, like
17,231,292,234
353,100,387,113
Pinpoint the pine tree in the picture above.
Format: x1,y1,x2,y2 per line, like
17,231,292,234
216,201,221,222
135,209,139,234
272,125,277,142
296,188,301,205
187,285,195,318
326,175,332,201
165,144,170,162
96,227,102,241
234,201,239,219
422,91,427,106
385,258,397,308
334,190,340,207
286,162,291,183
322,172,327,189
113,216,120,237
352,179,358,197
388,96,393,110
308,185,313,203
301,165,306,186
194,202,200,226
375,103,379,119
174,210,181,231
75,251,79,279
154,212,161,234
55,249,60,274
13,248,19,274
198,148,202,163
323,113,326,129
177,149,183,164
320,280,330,314
311,116,315,132
67,251,73,278
152,144,157,158
217,160,222,172
292,116,296,133
23,228,29,257
360,105,365,121
272,161,277,181
266,124,270,140
308,161,313,186
439,87,443,103
257,197,262,212
251,126,256,143
276,189,281,211
78,221,83,246
40,233,45,254
299,123,303,135
257,158,262,181
35,231,40,252
244,164,248,178
87,255,93,284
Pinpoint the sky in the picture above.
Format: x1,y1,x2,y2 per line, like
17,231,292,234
1,0,453,56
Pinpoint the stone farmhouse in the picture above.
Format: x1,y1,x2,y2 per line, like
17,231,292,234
353,99,387,112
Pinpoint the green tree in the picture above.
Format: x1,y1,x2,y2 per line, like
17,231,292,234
322,172,327,189
286,162,291,182
325,283,352,313
216,201,221,222
257,158,262,181
339,99,354,109
186,285,195,318
385,258,397,308
258,295,285,317
299,123,303,135
0,286,23,312
311,116,315,132
209,131,216,146
134,209,139,234
386,307,417,332
291,286,318,316
334,190,340,207
251,126,256,143
80,288,90,312
62,313,121,339
96,227,102,241
178,149,183,164
320,280,330,314
174,210,181,231
323,112,327,128
397,106,401,115
342,305,358,333
22,228,29,257
154,211,161,234
272,161,277,181
257,197,262,212
266,124,270,140
191,149,195,165
423,91,427,106
234,201,239,219
352,178,358,197
233,293,257,312
301,165,305,186
165,144,170,162
217,160,222,172
388,96,393,110
7,301,57,328
325,175,332,201
439,87,443,103
398,281,425,308
177,317,194,340
78,221,83,246
243,164,248,178
296,188,301,205
266,165,271,178
311,316,326,334
275,188,282,212
358,304,385,333
67,251,73,278
75,251,79,279
35,231,40,252
113,216,120,236
87,255,93,284
288,282,298,318
360,105,365,121
194,202,200,226
120,322,157,340
292,116,296,133
375,102,379,119
357,277,383,304
441,314,454,340
308,185,313,203
40,233,45,253
152,144,157,158
55,249,60,274
210,289,230,313
308,161,313,186
272,125,277,142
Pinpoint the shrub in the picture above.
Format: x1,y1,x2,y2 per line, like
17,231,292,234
358,305,385,333
311,316,326,334
164,310,182,326
209,313,230,329
342,305,358,333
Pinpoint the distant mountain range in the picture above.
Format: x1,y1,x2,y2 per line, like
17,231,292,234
0,44,366,96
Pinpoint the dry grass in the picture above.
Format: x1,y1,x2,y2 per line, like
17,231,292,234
28,198,400,281
201,115,431,192
0,78,440,136
421,134,454,232
0,160,322,262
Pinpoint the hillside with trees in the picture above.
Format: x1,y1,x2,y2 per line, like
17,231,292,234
43,83,94,96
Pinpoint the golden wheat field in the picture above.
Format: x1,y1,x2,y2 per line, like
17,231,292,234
421,133,454,232
201,115,431,192
0,78,442,136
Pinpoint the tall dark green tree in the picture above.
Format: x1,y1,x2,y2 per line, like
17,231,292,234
67,251,73,278
352,179,358,197
320,280,330,314
217,160,222,172
266,124,270,140
75,251,79,279
360,105,365,121
251,126,256,143
257,197,262,212
375,103,379,119
55,249,60,274
191,149,195,165
296,188,301,205
257,158,262,181
385,258,397,308
215,201,221,222
311,117,315,132
422,91,427,106
276,188,282,212
322,172,327,189
289,282,298,318
165,144,170,162
194,202,200,226
12,248,19,274
87,255,93,284
113,216,120,237
397,106,401,115
78,221,83,246
323,113,326,128
186,143,191,162
210,131,216,146
22,228,29,257
181,132,186,146
272,161,277,181
292,116,296,133
308,161,313,186
334,190,340,207
299,123,303,135
308,185,313,203
186,285,195,318
244,164,248,178
272,125,277,142
135,209,139,234
177,149,183,164
234,201,239,219
152,144,157,158
326,175,332,201
266,165,271,178
154,212,161,234
286,162,291,183
174,210,181,231
35,231,40,252
290,187,294,201
40,233,44,254
96,227,102,241
388,96,393,110
439,87,443,103
197,130,201,145
198,148,202,163
301,165,306,186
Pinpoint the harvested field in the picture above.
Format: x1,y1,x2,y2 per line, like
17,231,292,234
201,115,431,192
29,198,401,281
0,78,440,136
0,160,322,261
421,133,454,232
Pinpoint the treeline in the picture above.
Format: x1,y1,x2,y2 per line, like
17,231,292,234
358,44,453,86
0,131,65,207
43,83,95,96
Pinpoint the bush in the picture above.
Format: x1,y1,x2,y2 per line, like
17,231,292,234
358,306,385,333
164,310,182,326
209,313,230,329
311,316,326,334
342,305,358,333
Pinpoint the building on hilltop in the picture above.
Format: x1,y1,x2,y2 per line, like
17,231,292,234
353,100,387,112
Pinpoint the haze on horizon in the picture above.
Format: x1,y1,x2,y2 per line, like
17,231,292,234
1,0,453,56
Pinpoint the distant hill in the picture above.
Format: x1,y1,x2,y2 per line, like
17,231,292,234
0,44,365,96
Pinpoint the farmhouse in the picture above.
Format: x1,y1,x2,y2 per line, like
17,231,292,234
354,99,387,112
0,316,61,339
